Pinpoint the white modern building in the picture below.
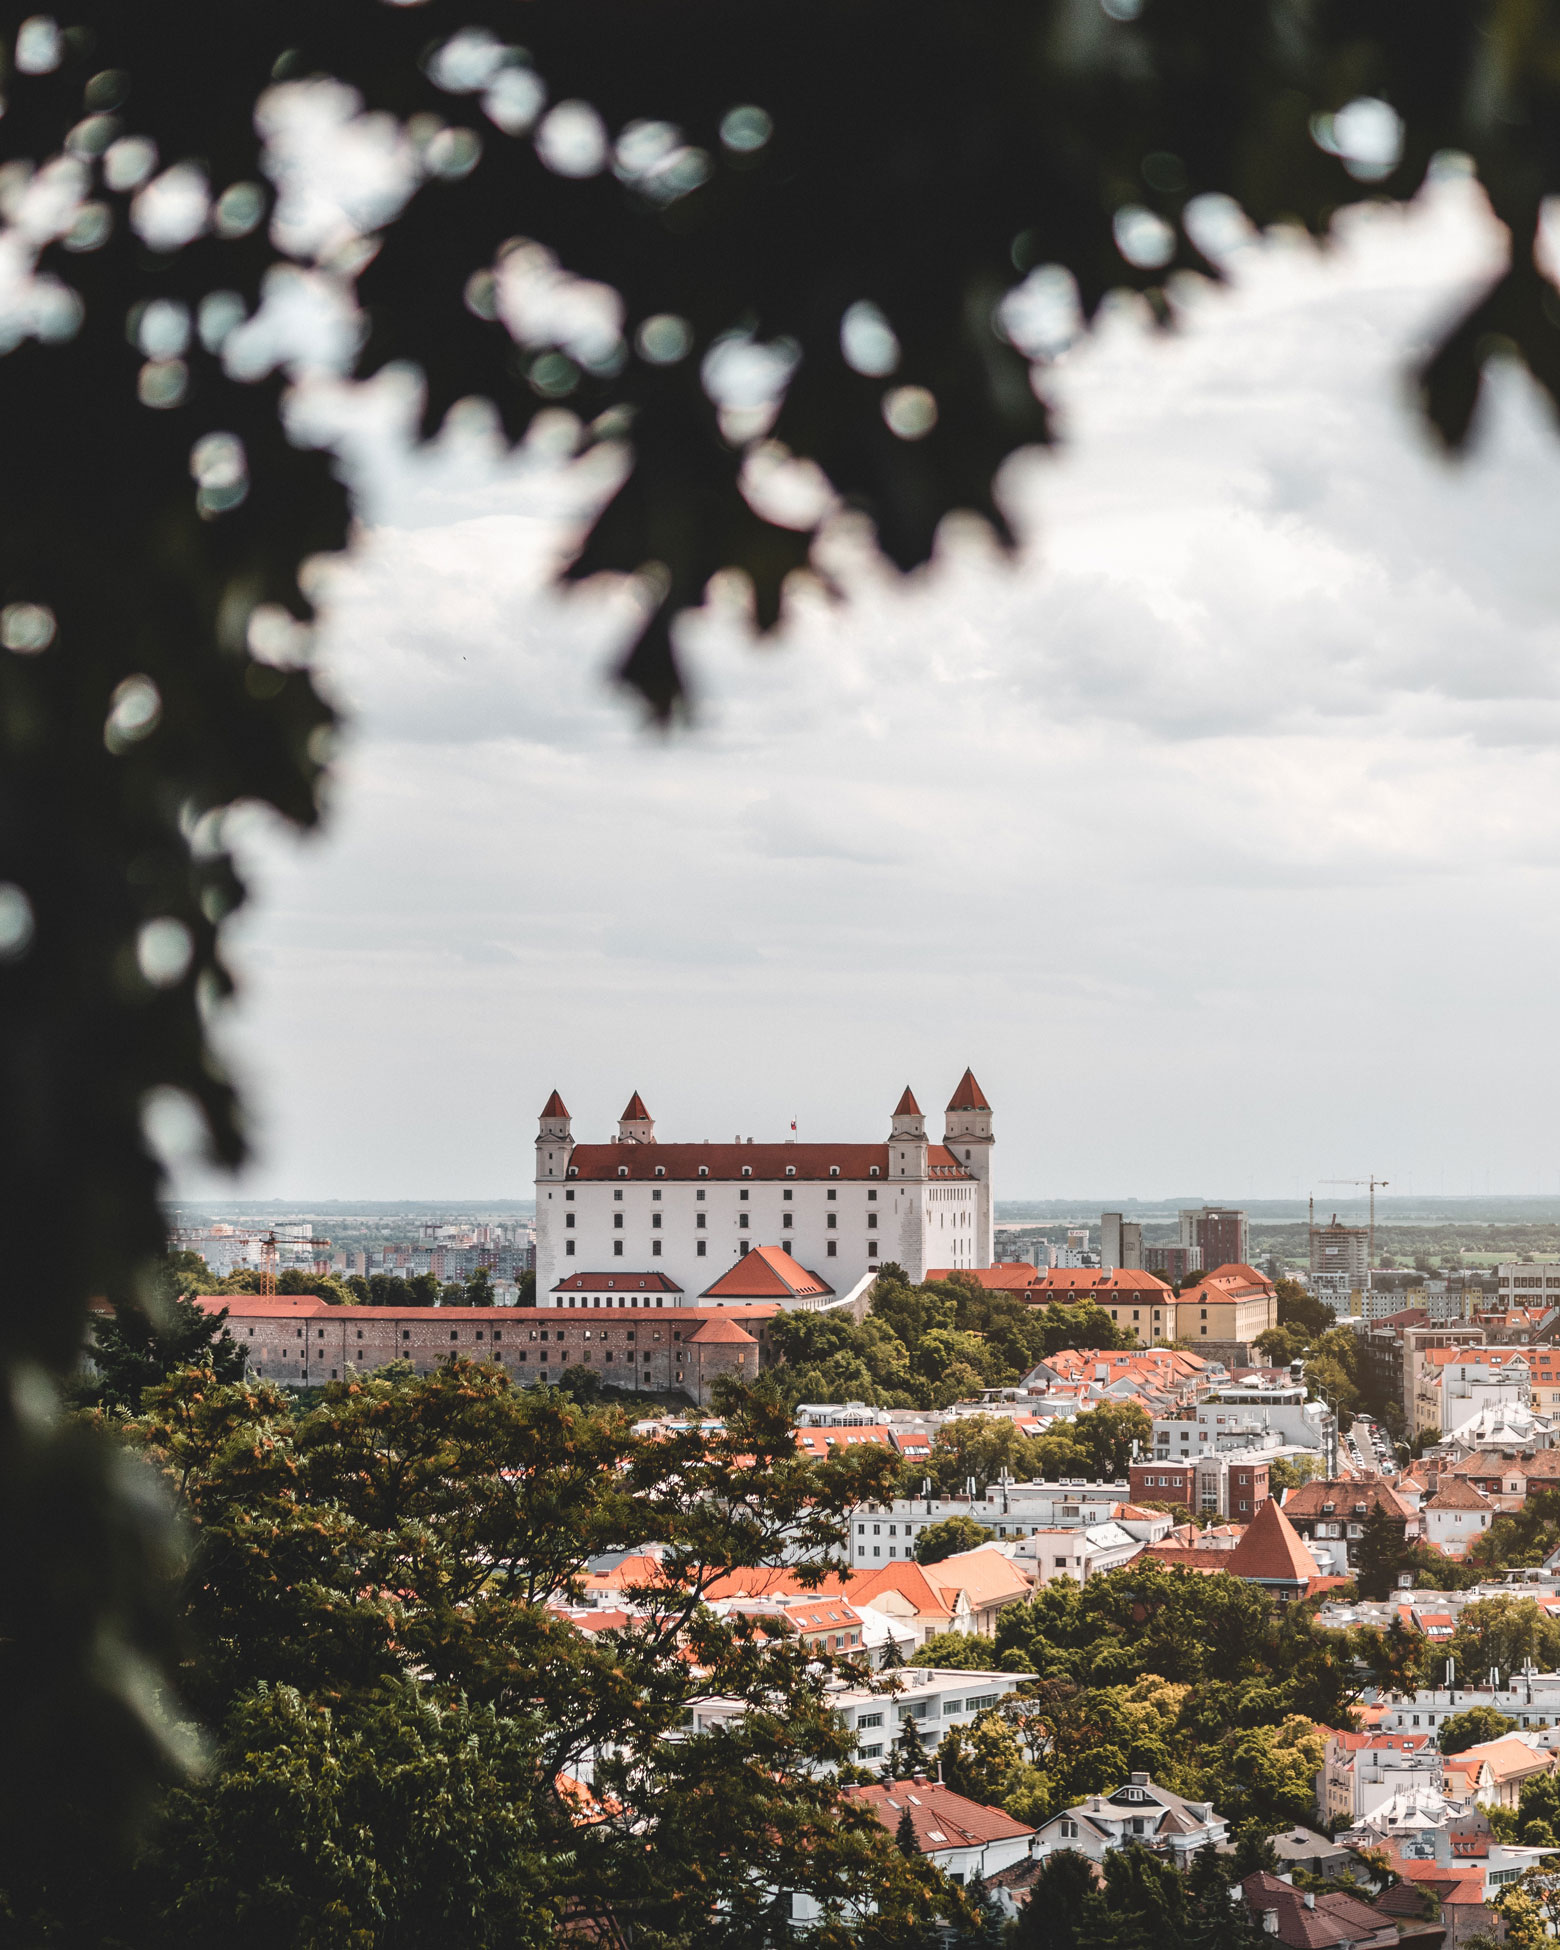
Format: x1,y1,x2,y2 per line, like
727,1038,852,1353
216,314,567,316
534,1074,996,1302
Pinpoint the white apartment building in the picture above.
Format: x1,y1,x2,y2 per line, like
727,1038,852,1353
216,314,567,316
1153,1383,1334,1460
1380,1679,1560,1735
686,1665,1031,1766
534,1074,996,1302
846,1482,1169,1568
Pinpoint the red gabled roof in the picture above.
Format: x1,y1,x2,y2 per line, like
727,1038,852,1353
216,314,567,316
620,1091,651,1120
848,1779,1034,1852
893,1086,922,1116
1227,1497,1320,1585
540,1089,569,1118
700,1245,834,1301
566,1142,971,1182
946,1068,991,1112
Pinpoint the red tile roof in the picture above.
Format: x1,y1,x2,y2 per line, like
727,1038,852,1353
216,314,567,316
924,1263,1041,1291
552,1271,684,1293
540,1089,569,1117
619,1091,651,1120
1227,1498,1321,1585
1029,1268,1174,1297
196,1298,777,1326
1283,1478,1415,1523
893,1086,922,1116
848,1778,1034,1853
1427,1480,1495,1511
566,1142,970,1182
194,1294,330,1316
687,1315,757,1346
946,1069,991,1112
700,1245,834,1301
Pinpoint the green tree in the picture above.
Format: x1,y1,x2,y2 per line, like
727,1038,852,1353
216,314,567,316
1440,1706,1518,1755
1011,1848,1096,1950
1266,1456,1322,1495
84,1292,247,1413
895,1802,919,1857
1275,1282,1335,1340
916,1515,992,1564
1353,1505,1412,1601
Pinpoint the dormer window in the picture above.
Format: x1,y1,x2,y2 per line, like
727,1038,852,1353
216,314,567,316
869,1166,879,1177
618,1166,628,1178
567,1166,578,1176
655,1165,666,1177
742,1165,752,1177
698,1165,708,1177
830,1166,840,1177
786,1165,796,1177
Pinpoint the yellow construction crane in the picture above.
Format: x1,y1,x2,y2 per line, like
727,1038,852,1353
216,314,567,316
1321,1176,1390,1273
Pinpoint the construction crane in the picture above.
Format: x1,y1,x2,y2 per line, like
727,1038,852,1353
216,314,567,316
1321,1177,1390,1275
218,1225,331,1295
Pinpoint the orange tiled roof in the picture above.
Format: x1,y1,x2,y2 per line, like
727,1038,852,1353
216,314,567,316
946,1069,991,1112
1227,1498,1320,1585
540,1089,569,1117
700,1245,833,1301
568,1143,971,1182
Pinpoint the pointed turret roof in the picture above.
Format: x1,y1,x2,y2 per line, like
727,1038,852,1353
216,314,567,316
946,1068,990,1112
541,1089,570,1118
620,1091,651,1121
1227,1496,1320,1587
893,1086,922,1116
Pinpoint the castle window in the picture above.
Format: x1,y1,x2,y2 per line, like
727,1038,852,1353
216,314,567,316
618,1166,628,1177
566,1241,575,1256
739,1213,750,1228
696,1213,707,1229
786,1165,796,1176
613,1242,624,1257
827,1214,837,1228
567,1166,577,1176
614,1214,624,1229
565,1189,574,1201
652,1189,661,1201
565,1213,575,1228
742,1165,752,1177
783,1188,793,1200
652,1241,662,1257
652,1213,662,1229
696,1189,705,1202
655,1165,665,1176
697,1242,707,1257
698,1166,708,1177
830,1166,840,1177
827,1188,837,1201
782,1213,794,1229
869,1166,879,1176
739,1188,749,1202
827,1242,838,1257
867,1189,876,1202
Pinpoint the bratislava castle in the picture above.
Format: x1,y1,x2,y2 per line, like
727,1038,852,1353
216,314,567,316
533,1072,995,1307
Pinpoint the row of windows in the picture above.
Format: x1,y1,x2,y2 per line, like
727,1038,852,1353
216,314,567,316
577,1163,871,1180
566,1239,872,1259
572,1186,874,1203
576,1211,861,1232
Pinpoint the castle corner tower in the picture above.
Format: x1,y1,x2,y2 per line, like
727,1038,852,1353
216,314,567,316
616,1092,656,1145
944,1069,994,1263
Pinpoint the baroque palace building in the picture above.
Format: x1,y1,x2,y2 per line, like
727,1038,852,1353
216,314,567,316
533,1071,997,1306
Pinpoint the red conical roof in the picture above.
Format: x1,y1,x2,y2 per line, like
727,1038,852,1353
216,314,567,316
1227,1496,1319,1586
946,1068,990,1112
893,1087,922,1116
620,1092,651,1121
541,1090,570,1118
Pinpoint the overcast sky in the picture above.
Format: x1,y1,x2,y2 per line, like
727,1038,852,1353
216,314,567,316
180,173,1560,1206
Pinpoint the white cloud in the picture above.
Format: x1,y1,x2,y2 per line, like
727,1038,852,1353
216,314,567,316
186,174,1560,1205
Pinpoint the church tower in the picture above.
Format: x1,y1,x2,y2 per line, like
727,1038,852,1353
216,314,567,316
944,1069,994,1263
616,1092,656,1145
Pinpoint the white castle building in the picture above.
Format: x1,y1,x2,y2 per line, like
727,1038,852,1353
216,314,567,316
533,1072,995,1308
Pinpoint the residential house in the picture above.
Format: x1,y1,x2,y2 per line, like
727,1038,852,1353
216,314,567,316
1422,1480,1497,1556
1008,1522,1143,1586
845,1778,1037,1886
1280,1478,1418,1572
914,1547,1032,1635
1032,1772,1229,1862
1316,1730,1440,1826
1239,1872,1397,1950
1440,1734,1558,1811
1419,1348,1532,1439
